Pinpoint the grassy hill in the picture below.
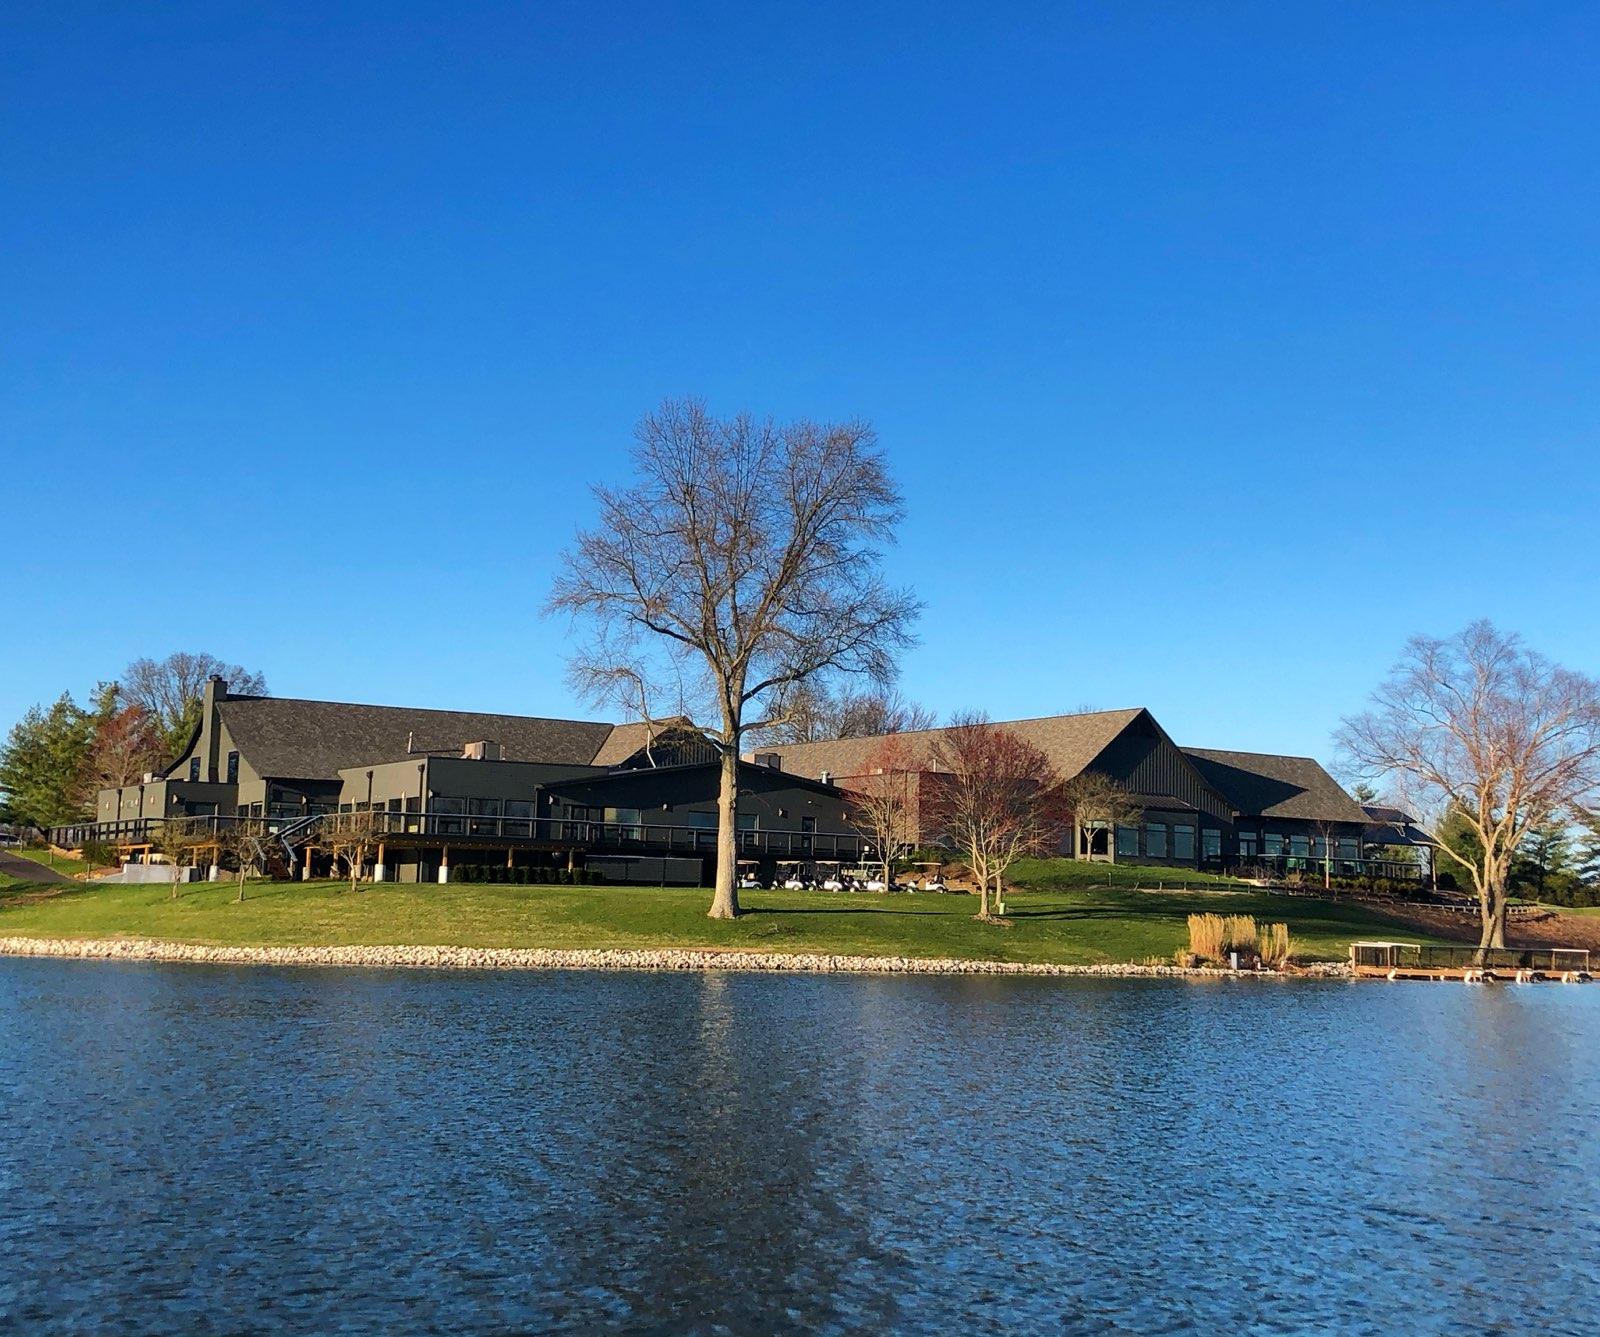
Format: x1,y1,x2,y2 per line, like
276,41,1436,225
0,862,1444,966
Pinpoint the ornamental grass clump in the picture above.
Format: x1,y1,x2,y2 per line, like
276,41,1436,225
1186,913,1266,965
1257,921,1294,968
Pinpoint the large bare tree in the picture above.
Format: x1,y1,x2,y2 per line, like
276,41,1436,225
922,714,1069,921
123,652,269,760
549,398,919,918
763,683,936,744
1338,621,1600,952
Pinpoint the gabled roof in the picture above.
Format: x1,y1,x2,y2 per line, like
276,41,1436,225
1182,748,1366,824
1362,804,1435,847
756,708,1146,784
589,717,701,768
217,696,616,780
543,758,847,802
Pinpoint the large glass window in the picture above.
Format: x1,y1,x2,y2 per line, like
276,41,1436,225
605,807,644,839
1116,825,1139,857
1202,828,1221,860
1336,838,1359,861
1173,824,1196,860
1264,833,1285,857
684,810,717,828
1290,835,1311,859
1238,831,1258,857
1145,822,1168,858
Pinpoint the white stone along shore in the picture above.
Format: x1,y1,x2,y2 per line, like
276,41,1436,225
0,935,1351,979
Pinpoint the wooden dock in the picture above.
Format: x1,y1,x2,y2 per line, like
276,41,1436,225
1351,941,1592,982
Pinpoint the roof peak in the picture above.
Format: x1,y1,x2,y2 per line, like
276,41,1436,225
1184,745,1322,764
770,706,1145,749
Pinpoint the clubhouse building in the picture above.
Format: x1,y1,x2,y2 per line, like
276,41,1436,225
53,679,1428,884
751,707,1423,880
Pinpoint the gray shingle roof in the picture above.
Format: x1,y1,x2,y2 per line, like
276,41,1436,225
218,697,616,779
1182,748,1366,824
757,709,1145,784
589,717,700,767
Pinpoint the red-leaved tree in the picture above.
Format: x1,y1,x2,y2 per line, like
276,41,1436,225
922,714,1069,921
843,734,919,889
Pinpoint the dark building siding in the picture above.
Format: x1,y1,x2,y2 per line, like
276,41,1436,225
1087,714,1233,824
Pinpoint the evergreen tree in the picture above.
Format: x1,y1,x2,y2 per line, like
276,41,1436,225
1512,821,1573,900
1575,813,1600,887
0,694,95,828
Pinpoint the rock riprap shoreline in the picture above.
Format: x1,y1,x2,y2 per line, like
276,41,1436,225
0,935,1350,978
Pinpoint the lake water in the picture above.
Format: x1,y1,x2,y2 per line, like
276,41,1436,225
1,960,1596,1335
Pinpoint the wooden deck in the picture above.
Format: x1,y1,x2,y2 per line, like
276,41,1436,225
1351,941,1593,982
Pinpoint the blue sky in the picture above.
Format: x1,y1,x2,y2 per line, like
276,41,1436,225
3,2,1597,762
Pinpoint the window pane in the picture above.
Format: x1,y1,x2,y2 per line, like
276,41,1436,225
1173,825,1196,860
1264,833,1285,857
1116,825,1139,857
1146,823,1168,857
1290,835,1311,858
1202,829,1221,859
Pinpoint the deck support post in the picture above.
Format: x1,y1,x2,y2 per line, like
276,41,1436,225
438,847,450,884
374,841,386,884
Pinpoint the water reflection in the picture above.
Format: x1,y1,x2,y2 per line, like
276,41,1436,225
1,961,1597,1333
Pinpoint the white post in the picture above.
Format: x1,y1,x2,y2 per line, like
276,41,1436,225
438,850,450,884
374,863,386,883
208,863,221,882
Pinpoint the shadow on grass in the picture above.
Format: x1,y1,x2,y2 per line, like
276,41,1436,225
741,904,949,919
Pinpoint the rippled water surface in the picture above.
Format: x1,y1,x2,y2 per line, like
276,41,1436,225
2,960,1597,1334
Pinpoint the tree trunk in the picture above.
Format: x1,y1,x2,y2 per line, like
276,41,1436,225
974,855,990,919
1477,879,1508,955
708,746,741,919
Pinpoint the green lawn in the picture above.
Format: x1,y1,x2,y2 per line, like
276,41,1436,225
0,872,1445,965
1007,857,1247,891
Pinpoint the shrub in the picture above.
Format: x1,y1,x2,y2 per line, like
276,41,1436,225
1187,913,1259,963
1257,922,1294,968
1187,913,1227,961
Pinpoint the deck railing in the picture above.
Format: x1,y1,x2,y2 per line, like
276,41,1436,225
1356,943,1590,973
51,812,867,860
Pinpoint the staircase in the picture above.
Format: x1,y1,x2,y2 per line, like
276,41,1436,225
267,813,326,878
